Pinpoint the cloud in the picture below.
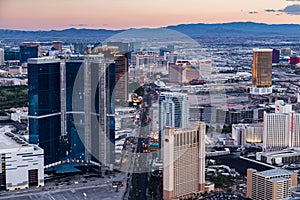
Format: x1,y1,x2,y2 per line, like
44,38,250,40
286,0,300,2
248,11,258,14
69,23,89,27
265,9,276,12
278,4,300,15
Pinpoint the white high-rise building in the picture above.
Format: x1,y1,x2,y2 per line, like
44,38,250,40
232,124,263,146
292,113,300,147
263,112,290,151
263,100,300,151
275,100,292,113
0,48,4,66
199,59,212,78
232,124,246,146
297,93,300,103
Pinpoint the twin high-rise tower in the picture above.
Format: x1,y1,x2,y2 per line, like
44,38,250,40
28,55,120,169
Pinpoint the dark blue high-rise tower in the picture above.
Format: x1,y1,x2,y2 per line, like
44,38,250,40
272,49,280,64
28,55,115,169
20,45,39,64
28,58,61,165
65,59,86,161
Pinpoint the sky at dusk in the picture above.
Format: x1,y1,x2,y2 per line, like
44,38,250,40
0,0,300,30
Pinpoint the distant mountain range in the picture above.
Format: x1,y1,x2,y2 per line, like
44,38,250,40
167,22,300,38
0,28,120,43
1,22,300,43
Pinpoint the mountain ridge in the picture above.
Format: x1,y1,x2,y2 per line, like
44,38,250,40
1,22,300,42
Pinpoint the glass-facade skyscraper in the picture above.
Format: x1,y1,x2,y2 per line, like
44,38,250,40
65,59,86,161
28,56,115,169
250,49,273,95
272,49,280,64
20,45,39,64
4,47,20,61
159,92,189,155
114,53,129,102
28,58,61,165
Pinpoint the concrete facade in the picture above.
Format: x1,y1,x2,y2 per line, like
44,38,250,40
247,168,297,200
0,130,44,190
163,122,206,200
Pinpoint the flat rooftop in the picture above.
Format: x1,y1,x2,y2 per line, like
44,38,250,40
27,57,60,64
255,169,294,177
269,177,290,182
0,126,37,153
253,48,273,52
259,149,300,157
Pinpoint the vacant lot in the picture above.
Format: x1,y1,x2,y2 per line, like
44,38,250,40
0,86,27,110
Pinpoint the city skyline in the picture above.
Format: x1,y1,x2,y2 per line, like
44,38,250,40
0,0,300,30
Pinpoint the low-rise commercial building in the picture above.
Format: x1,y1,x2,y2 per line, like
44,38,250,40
0,130,44,190
256,149,300,165
232,124,263,146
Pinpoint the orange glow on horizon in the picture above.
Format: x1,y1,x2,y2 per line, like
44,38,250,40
0,0,299,30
